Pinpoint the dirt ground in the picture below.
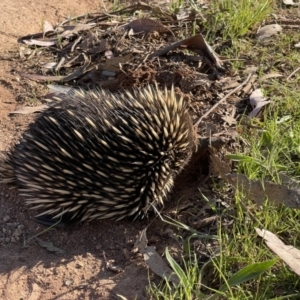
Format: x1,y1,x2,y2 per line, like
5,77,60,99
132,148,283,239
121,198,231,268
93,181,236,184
0,1,214,299
0,1,155,299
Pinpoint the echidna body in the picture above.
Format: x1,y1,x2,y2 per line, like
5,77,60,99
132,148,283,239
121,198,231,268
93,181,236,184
1,84,195,223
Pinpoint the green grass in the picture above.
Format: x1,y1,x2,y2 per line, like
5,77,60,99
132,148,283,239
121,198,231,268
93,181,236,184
211,70,300,298
218,196,300,299
200,0,273,41
149,249,205,300
149,0,300,299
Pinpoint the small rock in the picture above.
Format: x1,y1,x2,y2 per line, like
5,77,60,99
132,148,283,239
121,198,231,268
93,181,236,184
64,278,74,286
256,24,282,41
13,228,23,237
3,216,10,222
6,222,18,227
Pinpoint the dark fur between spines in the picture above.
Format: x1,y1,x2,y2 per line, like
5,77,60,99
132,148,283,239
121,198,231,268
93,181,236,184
0,84,195,224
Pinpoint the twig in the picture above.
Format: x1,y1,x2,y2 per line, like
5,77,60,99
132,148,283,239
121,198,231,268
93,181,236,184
59,13,91,26
194,73,253,128
242,74,257,94
287,66,300,81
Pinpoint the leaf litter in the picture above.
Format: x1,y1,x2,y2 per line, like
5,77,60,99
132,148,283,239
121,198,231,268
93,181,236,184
256,228,300,277
5,0,297,294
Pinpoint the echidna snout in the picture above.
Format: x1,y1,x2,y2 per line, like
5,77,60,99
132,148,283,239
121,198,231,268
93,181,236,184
1,84,196,223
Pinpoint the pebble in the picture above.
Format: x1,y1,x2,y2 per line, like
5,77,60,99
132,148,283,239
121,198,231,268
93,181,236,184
65,278,74,286
6,222,19,227
1,220,25,244
13,228,23,237
3,216,10,222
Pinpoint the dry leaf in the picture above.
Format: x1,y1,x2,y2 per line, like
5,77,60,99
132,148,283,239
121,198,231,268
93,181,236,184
19,46,34,59
20,53,90,82
227,173,300,208
88,39,106,54
101,54,132,72
135,229,180,284
41,62,57,69
43,20,54,35
219,76,241,90
35,237,65,254
23,39,57,47
259,73,283,82
283,0,300,5
222,107,236,125
47,84,74,96
256,228,300,276
244,66,258,75
256,24,282,41
175,8,196,21
128,18,168,33
222,115,236,125
149,34,224,71
279,173,300,190
19,72,64,82
295,42,300,48
249,89,270,118
60,23,96,38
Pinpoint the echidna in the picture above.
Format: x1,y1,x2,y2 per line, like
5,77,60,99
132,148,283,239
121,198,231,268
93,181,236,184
1,84,196,224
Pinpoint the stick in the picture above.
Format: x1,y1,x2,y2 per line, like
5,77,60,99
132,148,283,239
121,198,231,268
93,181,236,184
194,73,253,127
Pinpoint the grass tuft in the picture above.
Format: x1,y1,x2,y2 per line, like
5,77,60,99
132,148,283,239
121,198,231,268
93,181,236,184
150,0,300,299
204,0,273,40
